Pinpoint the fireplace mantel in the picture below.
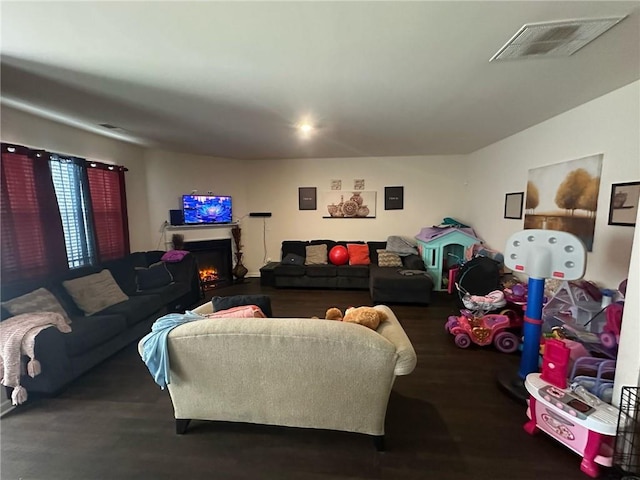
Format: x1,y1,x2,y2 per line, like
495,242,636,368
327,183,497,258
163,223,238,250
166,223,238,230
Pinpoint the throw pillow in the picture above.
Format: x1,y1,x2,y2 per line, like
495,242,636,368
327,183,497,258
63,270,129,316
212,294,273,318
135,262,174,291
205,305,266,319
376,250,403,267
2,287,72,324
305,244,328,265
282,253,304,266
347,244,370,265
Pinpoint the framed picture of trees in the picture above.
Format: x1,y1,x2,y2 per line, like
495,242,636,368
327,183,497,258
524,154,603,251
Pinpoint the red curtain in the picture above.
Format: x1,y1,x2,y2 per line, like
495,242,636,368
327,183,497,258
1,144,68,282
87,165,130,262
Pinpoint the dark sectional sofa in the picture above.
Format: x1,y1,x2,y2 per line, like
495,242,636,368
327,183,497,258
1,251,201,397
273,240,434,305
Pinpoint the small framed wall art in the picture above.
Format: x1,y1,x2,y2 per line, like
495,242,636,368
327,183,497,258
385,186,404,210
608,181,639,226
504,192,524,219
298,187,317,210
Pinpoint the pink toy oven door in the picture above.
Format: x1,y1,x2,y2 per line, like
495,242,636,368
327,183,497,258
541,339,570,389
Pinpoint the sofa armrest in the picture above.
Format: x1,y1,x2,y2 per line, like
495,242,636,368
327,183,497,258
191,301,213,315
373,305,417,376
164,253,197,284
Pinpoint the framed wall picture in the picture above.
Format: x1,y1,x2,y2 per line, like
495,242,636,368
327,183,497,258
504,192,524,219
525,154,602,251
298,187,317,210
608,181,640,226
385,186,404,210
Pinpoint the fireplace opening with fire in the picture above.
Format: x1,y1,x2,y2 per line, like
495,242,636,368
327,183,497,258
184,239,233,290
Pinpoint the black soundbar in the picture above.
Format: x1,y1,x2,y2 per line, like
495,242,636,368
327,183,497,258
249,212,272,217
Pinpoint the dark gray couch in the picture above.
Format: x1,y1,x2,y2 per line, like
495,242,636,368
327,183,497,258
1,250,201,397
273,240,434,305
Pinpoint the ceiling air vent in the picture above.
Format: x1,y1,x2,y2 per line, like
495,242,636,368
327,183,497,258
490,16,626,61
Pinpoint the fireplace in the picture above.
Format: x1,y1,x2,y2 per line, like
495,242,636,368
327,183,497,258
184,239,233,290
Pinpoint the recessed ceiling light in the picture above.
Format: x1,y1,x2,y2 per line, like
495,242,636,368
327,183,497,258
299,123,313,134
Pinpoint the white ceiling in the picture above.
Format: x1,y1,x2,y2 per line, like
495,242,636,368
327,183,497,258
2,1,639,160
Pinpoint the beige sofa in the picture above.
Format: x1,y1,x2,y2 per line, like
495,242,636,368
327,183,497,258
154,303,416,450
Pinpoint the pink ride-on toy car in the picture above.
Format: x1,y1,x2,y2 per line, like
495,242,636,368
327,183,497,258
445,289,521,353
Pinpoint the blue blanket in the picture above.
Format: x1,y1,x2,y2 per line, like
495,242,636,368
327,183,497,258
140,311,204,389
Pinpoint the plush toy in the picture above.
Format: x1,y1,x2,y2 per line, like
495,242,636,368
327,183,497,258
325,307,343,321
342,306,387,330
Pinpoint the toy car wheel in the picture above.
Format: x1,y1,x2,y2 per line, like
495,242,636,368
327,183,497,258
600,332,617,349
454,333,471,349
494,331,519,354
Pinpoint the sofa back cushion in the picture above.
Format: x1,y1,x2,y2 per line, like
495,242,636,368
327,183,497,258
63,269,129,316
281,241,308,261
136,262,174,291
402,254,426,271
103,257,138,295
367,241,387,264
1,287,72,324
309,239,337,253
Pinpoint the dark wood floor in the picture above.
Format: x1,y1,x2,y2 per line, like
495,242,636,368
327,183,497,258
1,280,606,479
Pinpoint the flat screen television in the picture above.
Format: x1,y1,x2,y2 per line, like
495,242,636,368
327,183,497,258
182,194,232,225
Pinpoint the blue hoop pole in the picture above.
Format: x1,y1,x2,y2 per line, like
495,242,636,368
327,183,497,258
518,277,545,379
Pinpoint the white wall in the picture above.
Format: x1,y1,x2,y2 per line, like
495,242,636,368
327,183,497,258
0,106,151,252
139,148,249,253
465,81,640,400
465,81,639,289
136,153,468,276
240,155,467,275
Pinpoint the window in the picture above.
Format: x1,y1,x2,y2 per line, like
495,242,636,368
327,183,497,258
1,143,129,280
87,165,130,261
49,155,97,268
1,145,68,281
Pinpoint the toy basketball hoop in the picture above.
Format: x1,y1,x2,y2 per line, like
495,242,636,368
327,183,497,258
504,230,587,379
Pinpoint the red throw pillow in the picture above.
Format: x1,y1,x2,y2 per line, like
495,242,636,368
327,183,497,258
347,244,370,265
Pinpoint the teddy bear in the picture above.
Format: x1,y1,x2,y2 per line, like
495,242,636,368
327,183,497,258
325,307,343,321
342,306,387,330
